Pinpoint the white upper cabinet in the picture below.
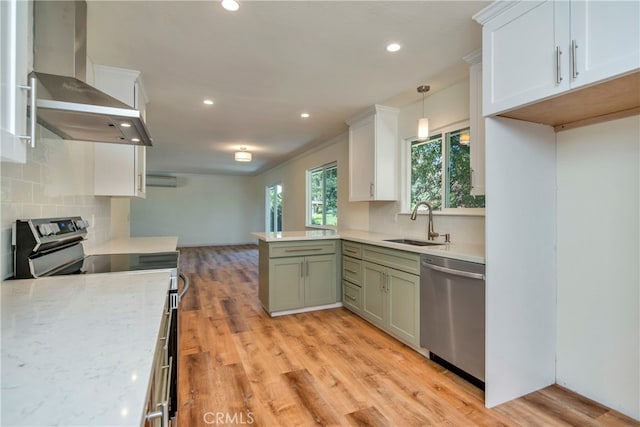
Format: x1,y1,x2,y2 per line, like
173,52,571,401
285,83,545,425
1,0,31,163
347,105,399,201
93,65,148,198
477,0,639,117
465,50,486,196
570,0,640,89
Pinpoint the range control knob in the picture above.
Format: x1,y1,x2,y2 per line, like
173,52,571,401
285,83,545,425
38,224,52,236
74,219,89,230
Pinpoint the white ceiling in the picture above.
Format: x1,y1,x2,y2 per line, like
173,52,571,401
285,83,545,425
86,1,490,176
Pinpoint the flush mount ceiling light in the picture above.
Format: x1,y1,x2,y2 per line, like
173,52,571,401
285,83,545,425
203,99,214,105
221,0,239,11
386,42,401,52
234,146,252,162
300,112,310,118
417,85,430,141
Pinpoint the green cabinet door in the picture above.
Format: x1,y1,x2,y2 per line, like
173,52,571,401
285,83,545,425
387,268,420,347
269,256,304,311
305,254,337,306
362,261,386,327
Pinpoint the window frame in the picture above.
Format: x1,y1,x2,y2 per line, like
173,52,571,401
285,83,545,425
402,120,485,216
306,162,338,229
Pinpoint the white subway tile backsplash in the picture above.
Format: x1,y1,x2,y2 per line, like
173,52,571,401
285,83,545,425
1,127,112,279
11,180,32,203
22,161,41,183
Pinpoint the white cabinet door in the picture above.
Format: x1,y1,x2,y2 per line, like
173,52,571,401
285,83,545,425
94,144,146,198
469,60,486,196
570,0,640,89
482,1,570,116
347,105,399,201
92,65,147,198
348,114,375,201
1,0,30,163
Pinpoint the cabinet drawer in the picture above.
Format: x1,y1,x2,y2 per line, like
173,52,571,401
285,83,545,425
342,241,362,259
362,244,420,275
342,256,362,285
269,240,337,258
343,280,362,314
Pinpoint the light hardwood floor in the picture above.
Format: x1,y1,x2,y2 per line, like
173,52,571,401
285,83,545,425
177,245,638,427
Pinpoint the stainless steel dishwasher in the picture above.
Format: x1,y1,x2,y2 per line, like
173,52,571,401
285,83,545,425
420,254,486,387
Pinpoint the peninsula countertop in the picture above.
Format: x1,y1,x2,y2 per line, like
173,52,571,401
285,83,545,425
1,270,172,426
251,229,484,264
85,236,178,255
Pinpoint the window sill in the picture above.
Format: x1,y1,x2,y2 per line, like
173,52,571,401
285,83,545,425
399,208,485,217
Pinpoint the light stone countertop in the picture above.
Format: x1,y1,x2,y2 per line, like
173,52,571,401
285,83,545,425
85,236,178,255
252,229,485,264
1,270,172,427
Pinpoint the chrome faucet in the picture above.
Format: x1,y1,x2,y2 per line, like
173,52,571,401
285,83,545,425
410,201,440,241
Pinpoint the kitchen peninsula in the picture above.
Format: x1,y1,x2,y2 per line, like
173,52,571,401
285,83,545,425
252,229,484,317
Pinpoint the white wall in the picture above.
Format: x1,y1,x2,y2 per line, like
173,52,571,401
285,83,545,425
130,174,261,247
1,127,112,279
254,133,370,233
556,115,640,419
369,78,485,244
251,78,485,245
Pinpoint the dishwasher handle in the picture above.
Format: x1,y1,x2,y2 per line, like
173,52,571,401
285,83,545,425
422,262,485,281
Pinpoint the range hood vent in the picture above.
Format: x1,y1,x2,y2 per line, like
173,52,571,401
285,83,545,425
31,0,152,147
31,72,152,146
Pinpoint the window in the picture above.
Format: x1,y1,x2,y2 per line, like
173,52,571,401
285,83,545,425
409,126,485,211
266,183,282,233
308,163,338,227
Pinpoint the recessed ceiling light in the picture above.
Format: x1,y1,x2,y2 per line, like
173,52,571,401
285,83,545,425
203,99,214,105
386,43,401,52
300,113,310,118
221,0,239,12
120,122,131,128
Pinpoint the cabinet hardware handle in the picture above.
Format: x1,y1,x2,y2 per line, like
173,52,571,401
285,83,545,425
344,268,357,274
18,76,37,148
285,248,322,252
305,260,309,277
300,261,304,278
138,174,143,192
555,46,563,84
370,183,374,198
571,40,579,79
345,248,357,254
345,295,356,301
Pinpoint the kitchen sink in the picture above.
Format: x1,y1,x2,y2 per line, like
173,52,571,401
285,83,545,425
383,238,444,246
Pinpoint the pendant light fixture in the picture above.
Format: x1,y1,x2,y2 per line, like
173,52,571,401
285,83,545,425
417,85,430,141
234,146,252,162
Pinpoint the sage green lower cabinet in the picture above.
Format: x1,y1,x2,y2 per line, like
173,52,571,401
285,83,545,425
359,243,421,348
362,261,386,327
258,240,340,315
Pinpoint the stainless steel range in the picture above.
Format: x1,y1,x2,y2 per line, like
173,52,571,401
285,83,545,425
12,216,187,423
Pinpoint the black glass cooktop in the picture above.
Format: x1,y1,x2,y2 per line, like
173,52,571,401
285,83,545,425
80,252,179,274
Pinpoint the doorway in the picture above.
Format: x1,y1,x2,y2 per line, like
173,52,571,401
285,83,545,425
266,183,282,233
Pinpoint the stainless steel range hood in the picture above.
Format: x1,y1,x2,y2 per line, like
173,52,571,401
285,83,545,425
31,1,152,146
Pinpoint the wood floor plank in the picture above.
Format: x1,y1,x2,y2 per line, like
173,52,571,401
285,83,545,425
177,246,639,427
345,406,390,427
283,368,342,426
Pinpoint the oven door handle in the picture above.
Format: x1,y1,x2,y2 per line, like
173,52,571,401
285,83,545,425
178,272,190,302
